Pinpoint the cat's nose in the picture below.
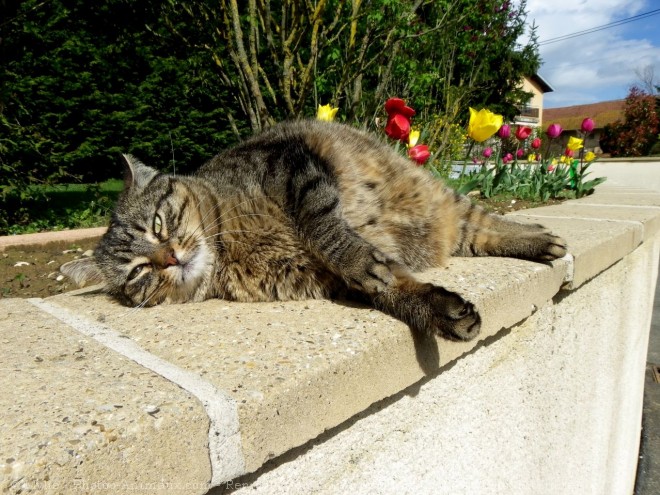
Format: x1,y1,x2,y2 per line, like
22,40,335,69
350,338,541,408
164,251,179,267
154,249,179,268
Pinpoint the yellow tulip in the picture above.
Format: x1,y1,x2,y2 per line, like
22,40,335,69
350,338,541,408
566,136,584,152
468,107,504,142
527,154,536,162
317,103,339,122
408,128,420,147
584,151,596,162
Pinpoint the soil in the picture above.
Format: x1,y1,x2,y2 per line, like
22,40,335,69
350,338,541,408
1,238,100,299
0,197,563,299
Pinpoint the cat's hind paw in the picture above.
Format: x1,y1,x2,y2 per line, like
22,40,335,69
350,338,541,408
425,285,481,341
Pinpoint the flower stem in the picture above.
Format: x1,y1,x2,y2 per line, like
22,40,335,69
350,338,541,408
460,140,476,183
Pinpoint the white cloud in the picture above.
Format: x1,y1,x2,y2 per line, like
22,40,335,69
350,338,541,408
522,0,660,106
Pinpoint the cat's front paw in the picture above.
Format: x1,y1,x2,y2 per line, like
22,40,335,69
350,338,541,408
425,285,481,341
534,233,567,261
345,247,394,294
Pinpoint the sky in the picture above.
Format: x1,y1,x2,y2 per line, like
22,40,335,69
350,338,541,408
522,0,660,108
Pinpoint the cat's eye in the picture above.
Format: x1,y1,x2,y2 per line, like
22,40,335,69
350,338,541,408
153,214,163,235
128,264,146,281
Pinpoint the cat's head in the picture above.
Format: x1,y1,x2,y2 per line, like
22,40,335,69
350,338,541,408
60,155,216,306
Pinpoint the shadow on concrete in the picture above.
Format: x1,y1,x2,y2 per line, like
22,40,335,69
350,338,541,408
634,266,660,495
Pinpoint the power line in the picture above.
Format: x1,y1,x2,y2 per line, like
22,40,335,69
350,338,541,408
538,8,660,46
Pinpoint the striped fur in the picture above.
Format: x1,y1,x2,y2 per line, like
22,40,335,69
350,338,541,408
60,121,566,341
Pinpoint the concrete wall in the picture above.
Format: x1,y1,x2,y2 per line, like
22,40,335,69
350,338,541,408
3,182,659,495
228,237,659,495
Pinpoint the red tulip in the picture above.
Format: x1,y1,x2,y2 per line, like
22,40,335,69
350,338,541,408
498,124,511,139
546,123,563,139
564,148,574,158
408,144,430,165
384,97,415,142
531,137,541,149
515,126,532,140
385,114,411,141
581,118,595,133
384,98,416,118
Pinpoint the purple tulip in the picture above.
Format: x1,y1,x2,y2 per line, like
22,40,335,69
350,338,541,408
546,123,562,139
483,147,493,158
581,118,595,133
498,124,511,139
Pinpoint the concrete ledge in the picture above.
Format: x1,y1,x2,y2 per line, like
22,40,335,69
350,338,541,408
0,227,106,252
2,185,660,493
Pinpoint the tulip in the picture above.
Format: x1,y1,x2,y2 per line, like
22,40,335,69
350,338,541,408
317,103,339,122
527,154,536,162
408,129,420,147
581,118,595,134
498,124,511,139
483,147,493,158
564,148,574,158
502,152,513,164
515,126,533,141
546,123,562,139
384,97,416,118
385,113,411,141
531,137,541,149
566,136,584,152
584,151,596,162
384,97,415,142
468,107,504,142
408,144,431,165
547,164,556,172
516,148,524,158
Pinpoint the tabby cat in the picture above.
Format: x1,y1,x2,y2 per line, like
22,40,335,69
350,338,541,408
61,120,567,341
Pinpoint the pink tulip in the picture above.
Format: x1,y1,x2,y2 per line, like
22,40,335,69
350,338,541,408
531,137,541,149
483,147,493,158
498,124,511,139
581,118,595,133
502,152,513,164
546,123,562,139
516,148,524,158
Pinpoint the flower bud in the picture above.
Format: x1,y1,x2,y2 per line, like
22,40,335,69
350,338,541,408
581,118,595,133
546,123,562,139
498,124,511,139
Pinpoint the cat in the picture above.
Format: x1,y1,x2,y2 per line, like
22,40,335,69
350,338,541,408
60,120,567,342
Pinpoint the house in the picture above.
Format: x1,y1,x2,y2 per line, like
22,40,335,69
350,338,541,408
515,74,554,128
543,100,626,152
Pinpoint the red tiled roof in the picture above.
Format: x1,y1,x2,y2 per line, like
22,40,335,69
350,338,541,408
544,100,625,130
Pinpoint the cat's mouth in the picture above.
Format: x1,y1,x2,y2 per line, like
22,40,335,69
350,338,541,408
168,243,211,287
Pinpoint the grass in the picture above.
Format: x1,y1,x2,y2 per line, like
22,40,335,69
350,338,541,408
1,179,123,236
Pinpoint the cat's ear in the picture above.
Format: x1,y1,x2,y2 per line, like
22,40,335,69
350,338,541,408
121,154,158,190
59,257,106,288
